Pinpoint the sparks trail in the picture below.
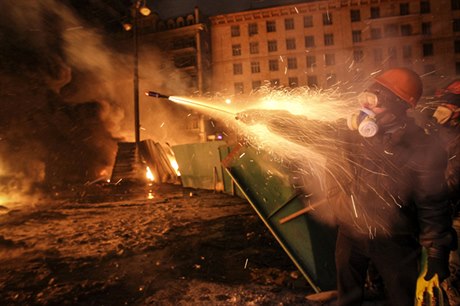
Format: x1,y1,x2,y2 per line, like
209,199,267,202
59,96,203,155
145,91,236,116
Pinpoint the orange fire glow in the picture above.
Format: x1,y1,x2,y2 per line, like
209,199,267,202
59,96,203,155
146,166,155,181
169,158,181,176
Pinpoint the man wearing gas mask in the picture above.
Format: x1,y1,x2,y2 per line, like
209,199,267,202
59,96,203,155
419,79,460,304
236,68,455,305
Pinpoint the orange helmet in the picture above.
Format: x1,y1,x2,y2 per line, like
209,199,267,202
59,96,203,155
374,68,423,108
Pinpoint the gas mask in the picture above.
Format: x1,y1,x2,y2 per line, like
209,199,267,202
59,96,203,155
347,108,379,138
347,91,380,137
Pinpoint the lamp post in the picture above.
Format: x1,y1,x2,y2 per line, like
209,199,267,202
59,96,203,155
132,0,151,144
133,1,140,144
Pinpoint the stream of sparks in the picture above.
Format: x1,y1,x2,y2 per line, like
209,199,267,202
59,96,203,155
156,86,399,237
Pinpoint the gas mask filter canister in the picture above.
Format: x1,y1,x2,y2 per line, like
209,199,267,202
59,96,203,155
347,108,379,138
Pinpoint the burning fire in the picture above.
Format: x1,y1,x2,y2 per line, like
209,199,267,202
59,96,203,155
146,166,155,182
169,158,181,176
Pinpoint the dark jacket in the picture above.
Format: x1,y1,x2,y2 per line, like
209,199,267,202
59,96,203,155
438,126,460,199
253,110,454,252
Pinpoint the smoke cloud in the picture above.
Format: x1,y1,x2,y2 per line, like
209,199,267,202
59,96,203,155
0,0,195,197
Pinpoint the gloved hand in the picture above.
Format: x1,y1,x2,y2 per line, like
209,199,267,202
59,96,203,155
424,256,450,282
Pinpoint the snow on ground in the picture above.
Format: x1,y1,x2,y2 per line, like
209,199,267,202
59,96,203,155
0,183,318,305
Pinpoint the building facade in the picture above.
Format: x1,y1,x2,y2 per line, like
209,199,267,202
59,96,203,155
209,0,460,96
135,8,215,141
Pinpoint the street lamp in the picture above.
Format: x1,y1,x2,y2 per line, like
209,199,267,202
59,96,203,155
131,0,151,144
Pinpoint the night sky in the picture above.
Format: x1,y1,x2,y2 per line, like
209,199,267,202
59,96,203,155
150,0,313,19
66,0,313,32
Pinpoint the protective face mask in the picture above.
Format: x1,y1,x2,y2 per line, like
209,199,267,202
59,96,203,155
347,108,379,138
356,91,379,108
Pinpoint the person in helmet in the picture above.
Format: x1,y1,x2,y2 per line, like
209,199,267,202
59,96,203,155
236,68,455,306
434,79,460,199
424,79,460,303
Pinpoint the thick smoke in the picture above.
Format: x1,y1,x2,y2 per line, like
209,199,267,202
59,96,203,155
0,0,194,195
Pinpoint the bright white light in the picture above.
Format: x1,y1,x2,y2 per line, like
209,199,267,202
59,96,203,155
146,166,154,181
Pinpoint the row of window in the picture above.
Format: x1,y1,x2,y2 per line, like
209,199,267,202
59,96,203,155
233,74,337,93
230,0,460,37
236,14,332,37
232,35,336,56
350,1,431,21
351,22,433,42
232,55,336,75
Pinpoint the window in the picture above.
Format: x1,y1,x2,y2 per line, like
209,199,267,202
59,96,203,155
400,3,410,15
401,24,412,36
288,77,299,87
232,44,241,56
286,38,296,50
268,40,278,52
454,19,460,32
251,61,260,73
371,7,380,19
305,36,315,48
307,76,318,87
353,49,364,63
422,22,431,35
285,18,294,30
373,48,383,64
248,23,258,36
325,53,335,66
234,82,244,94
403,45,412,59
371,28,382,39
249,42,259,54
455,40,460,53
350,9,361,22
304,16,313,28
420,1,430,13
326,73,337,87
269,59,279,71
231,25,240,37
456,62,460,75
306,55,316,68
252,80,262,90
323,12,332,25
233,63,243,75
270,79,280,86
352,30,362,43
384,24,399,37
423,43,434,56
266,21,276,32
453,0,460,10
287,57,297,69
324,33,334,46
